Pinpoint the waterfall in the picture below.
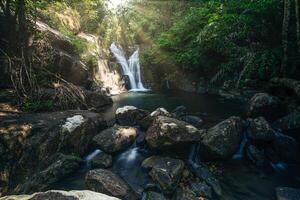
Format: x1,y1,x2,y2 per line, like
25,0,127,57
110,42,148,92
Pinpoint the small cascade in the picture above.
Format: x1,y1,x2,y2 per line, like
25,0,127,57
110,42,149,92
188,143,201,168
116,147,139,166
113,146,150,195
232,131,248,160
84,149,101,169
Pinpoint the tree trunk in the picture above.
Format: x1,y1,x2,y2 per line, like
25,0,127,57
296,0,300,55
281,0,291,77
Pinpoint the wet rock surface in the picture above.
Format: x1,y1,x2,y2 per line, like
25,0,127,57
142,156,185,194
92,125,137,153
145,116,204,149
115,106,149,126
200,116,244,160
85,169,130,199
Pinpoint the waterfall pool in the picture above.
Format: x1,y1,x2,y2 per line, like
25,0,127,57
51,91,300,200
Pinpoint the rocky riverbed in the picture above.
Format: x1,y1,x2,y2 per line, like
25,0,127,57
0,91,300,200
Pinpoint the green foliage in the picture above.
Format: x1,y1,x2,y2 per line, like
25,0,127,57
22,99,54,112
137,0,285,85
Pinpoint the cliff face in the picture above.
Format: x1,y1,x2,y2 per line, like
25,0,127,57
36,21,125,94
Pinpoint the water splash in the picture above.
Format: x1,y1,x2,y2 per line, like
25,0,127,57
188,143,201,168
117,147,139,166
84,149,101,169
110,42,149,92
232,131,248,160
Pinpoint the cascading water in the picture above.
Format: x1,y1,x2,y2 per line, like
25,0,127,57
110,42,148,92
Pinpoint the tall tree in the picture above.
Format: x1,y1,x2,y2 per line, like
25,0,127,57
281,0,291,77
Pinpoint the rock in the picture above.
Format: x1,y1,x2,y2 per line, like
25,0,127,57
19,154,83,193
0,110,108,194
0,190,120,200
180,115,203,128
142,156,184,193
246,145,268,167
246,93,285,120
248,117,276,142
172,106,187,118
85,169,130,199
92,125,137,153
174,188,197,200
140,108,171,130
272,134,299,163
36,21,91,87
200,116,244,160
144,191,167,200
116,106,149,126
276,187,300,200
145,116,204,150
85,90,113,111
192,165,222,196
274,108,300,134
189,181,212,198
91,152,113,169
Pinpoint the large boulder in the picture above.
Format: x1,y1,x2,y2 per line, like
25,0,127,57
200,116,244,160
19,154,83,193
115,106,149,126
248,117,276,142
0,110,108,195
140,108,172,130
85,169,130,199
92,125,137,153
276,187,300,200
142,156,184,194
0,190,120,200
246,93,285,120
145,116,204,150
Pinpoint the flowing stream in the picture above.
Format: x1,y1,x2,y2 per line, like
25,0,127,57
110,43,148,92
51,91,300,200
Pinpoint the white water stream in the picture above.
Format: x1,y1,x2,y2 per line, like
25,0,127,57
110,42,149,92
